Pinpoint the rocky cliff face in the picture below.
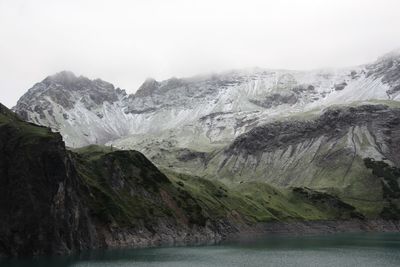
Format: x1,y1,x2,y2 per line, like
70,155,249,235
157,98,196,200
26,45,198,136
0,103,96,256
224,104,400,165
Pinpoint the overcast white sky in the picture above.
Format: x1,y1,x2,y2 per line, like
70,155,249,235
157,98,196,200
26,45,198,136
0,0,400,108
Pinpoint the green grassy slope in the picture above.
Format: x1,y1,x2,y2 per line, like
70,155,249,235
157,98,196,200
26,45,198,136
70,144,362,227
163,169,361,222
70,142,399,225
0,103,54,144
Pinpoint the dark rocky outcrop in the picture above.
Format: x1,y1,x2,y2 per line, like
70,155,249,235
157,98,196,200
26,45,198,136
364,158,400,199
249,92,298,108
226,105,400,162
176,148,207,162
292,187,364,219
334,82,347,91
134,78,160,97
0,104,96,256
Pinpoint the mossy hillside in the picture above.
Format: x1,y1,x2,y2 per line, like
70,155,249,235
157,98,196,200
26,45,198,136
73,145,212,228
0,111,55,145
364,158,400,198
73,147,174,227
363,158,400,219
235,182,361,220
0,103,19,120
71,145,119,160
0,104,59,160
164,169,275,223
163,169,361,223
232,182,334,221
291,187,364,219
338,158,400,218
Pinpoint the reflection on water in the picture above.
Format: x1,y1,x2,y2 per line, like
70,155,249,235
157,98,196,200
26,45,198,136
2,232,400,267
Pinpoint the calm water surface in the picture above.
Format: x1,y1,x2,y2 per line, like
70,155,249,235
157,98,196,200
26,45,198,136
2,232,400,267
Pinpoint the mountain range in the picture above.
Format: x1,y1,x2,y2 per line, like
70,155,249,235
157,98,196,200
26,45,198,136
2,50,400,257
13,50,400,151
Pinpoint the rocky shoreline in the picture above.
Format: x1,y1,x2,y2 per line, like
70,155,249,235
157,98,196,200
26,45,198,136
95,219,400,251
229,219,400,240
4,215,399,258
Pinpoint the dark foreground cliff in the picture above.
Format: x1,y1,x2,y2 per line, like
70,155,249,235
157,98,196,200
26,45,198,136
0,103,96,256
1,103,400,258
0,103,228,257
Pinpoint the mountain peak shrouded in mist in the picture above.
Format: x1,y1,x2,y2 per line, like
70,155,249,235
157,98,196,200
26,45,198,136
24,71,120,100
379,48,400,60
41,71,116,92
46,70,77,82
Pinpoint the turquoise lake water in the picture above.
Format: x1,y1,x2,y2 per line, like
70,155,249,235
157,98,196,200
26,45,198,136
2,232,400,267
